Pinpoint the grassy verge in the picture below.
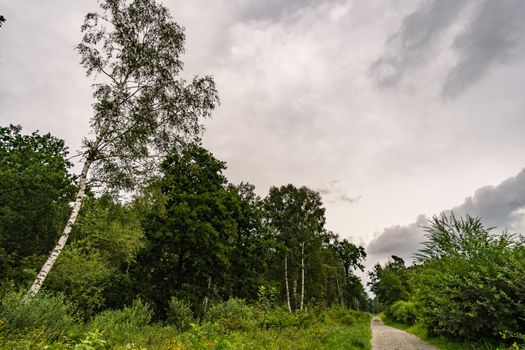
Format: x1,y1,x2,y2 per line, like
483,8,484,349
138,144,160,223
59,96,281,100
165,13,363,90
378,313,507,350
0,306,372,349
163,310,372,350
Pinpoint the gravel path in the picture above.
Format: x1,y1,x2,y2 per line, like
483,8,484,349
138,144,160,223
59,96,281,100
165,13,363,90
371,316,438,350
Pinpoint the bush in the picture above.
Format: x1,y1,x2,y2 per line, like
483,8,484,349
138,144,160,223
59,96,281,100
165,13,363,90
166,297,194,331
414,214,525,340
89,299,152,344
321,307,357,326
0,290,80,339
204,298,257,331
385,300,417,325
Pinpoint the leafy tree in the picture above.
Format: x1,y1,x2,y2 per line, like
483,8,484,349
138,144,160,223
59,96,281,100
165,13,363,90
413,213,525,339
264,185,326,311
136,145,238,317
320,233,367,309
226,182,276,301
28,0,219,297
368,255,410,306
0,125,74,285
46,195,144,315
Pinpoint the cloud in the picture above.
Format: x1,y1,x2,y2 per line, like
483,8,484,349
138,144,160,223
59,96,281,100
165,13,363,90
443,0,525,98
337,194,361,204
367,214,427,263
240,0,344,21
367,167,525,264
370,0,469,87
316,180,361,205
447,168,525,232
370,0,525,98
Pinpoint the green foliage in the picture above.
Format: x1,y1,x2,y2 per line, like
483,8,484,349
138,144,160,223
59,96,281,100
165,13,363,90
256,285,278,310
321,307,358,326
385,300,418,325
167,297,194,331
368,255,411,307
263,184,327,309
74,330,107,350
77,0,219,191
225,183,276,302
164,308,371,350
205,298,257,332
89,299,152,344
72,195,145,268
40,195,146,315
0,125,74,285
415,213,493,263
46,242,114,316
413,213,525,340
0,290,80,339
136,145,242,317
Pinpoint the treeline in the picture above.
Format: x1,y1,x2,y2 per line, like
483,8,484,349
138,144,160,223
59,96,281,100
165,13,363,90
0,125,368,321
369,213,525,346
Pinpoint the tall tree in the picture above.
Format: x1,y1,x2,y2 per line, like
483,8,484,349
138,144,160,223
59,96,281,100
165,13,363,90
27,0,219,297
225,182,275,301
264,185,326,311
136,145,238,317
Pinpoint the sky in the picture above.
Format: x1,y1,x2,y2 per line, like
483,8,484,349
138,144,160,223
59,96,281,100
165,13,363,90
1,0,525,271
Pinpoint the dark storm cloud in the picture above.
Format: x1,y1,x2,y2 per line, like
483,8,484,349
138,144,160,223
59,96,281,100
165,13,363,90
367,215,427,263
367,168,525,263
443,0,525,98
370,0,525,98
370,0,468,87
448,168,525,231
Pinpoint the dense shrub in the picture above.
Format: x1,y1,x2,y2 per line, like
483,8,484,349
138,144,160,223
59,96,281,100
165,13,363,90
0,291,80,339
321,306,358,326
385,300,417,325
204,298,257,331
89,299,152,344
166,296,194,330
414,214,525,340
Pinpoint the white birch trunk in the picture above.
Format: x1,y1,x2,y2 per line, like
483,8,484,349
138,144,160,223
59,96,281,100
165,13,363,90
284,255,292,313
25,158,93,299
300,241,305,311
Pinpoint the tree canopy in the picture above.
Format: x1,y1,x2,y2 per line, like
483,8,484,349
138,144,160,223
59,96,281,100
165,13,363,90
0,125,74,284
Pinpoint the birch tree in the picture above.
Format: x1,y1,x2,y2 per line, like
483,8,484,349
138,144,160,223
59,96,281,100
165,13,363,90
27,0,219,298
264,185,325,311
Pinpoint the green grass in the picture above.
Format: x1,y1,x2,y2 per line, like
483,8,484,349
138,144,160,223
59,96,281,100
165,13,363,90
0,307,372,349
163,309,372,350
378,313,509,350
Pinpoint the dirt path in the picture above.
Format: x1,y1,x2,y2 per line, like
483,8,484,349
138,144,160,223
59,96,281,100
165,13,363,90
371,316,438,350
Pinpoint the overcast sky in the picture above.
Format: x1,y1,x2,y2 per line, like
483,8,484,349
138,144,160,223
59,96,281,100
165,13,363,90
1,0,525,270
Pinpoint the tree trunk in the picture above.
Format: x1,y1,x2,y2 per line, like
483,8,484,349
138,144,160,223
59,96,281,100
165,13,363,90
300,241,305,311
25,157,93,299
284,255,292,313
335,270,344,307
203,275,212,313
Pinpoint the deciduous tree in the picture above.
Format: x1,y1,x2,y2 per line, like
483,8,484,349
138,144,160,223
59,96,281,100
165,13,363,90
0,125,74,285
27,0,219,297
